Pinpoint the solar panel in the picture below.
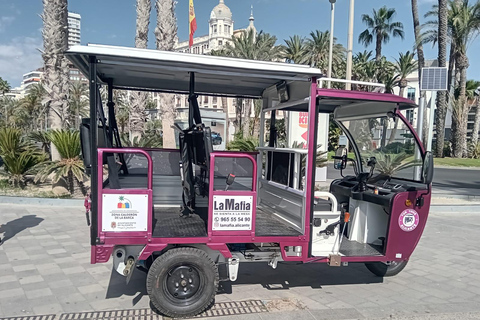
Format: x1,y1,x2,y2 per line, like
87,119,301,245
421,67,448,91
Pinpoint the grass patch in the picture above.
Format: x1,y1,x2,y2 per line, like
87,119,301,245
327,151,356,160
434,157,480,168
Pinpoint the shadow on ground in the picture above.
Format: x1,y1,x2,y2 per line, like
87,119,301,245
105,267,148,306
0,215,44,244
219,261,383,294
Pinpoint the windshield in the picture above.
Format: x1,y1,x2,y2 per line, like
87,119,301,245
340,114,423,182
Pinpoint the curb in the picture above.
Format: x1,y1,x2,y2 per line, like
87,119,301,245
0,196,83,207
432,193,480,201
430,204,479,212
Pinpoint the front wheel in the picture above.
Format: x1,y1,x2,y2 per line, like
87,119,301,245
146,247,218,318
365,260,408,277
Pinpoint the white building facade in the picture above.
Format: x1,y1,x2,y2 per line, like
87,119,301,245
68,12,81,48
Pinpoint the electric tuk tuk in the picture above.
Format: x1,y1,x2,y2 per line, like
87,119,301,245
66,44,433,318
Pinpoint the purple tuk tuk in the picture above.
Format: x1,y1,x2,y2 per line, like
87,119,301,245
66,44,433,318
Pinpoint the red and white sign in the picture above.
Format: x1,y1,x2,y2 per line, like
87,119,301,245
398,209,419,232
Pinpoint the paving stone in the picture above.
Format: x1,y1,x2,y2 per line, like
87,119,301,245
18,274,44,285
25,287,53,299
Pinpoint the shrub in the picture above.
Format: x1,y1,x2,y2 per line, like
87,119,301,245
0,128,46,188
468,142,480,159
34,129,86,194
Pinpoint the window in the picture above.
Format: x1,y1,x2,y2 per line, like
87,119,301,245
213,97,217,104
213,25,217,33
218,40,223,46
204,96,208,103
406,110,414,125
407,88,416,101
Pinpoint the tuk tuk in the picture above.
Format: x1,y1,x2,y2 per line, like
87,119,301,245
66,44,433,318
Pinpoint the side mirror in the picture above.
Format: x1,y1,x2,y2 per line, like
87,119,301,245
333,147,347,170
422,151,434,185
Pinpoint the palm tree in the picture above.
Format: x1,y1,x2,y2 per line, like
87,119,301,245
68,81,88,129
395,51,418,98
130,0,151,142
455,80,480,145
451,1,480,157
20,93,43,131
155,0,178,148
0,77,10,95
224,29,282,137
435,0,449,157
305,30,345,75
0,128,46,188
470,82,480,146
283,35,308,64
35,130,86,194
41,0,70,161
358,6,405,62
368,152,419,177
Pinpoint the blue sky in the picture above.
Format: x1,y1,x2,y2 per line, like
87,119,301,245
0,0,478,87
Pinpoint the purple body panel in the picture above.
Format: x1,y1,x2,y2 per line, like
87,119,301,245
91,87,431,266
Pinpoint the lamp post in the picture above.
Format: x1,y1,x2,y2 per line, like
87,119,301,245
345,0,355,90
327,0,336,89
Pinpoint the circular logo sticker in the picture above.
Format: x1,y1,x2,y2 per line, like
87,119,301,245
398,209,419,232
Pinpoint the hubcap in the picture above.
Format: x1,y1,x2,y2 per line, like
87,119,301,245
165,265,200,300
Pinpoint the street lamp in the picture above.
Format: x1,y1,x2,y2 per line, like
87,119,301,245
327,0,336,89
345,0,355,90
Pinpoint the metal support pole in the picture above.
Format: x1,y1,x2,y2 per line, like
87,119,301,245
345,0,355,90
414,95,425,180
88,56,98,246
327,0,336,89
427,91,437,152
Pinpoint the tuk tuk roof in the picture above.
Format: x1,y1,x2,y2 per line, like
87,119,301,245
65,44,323,98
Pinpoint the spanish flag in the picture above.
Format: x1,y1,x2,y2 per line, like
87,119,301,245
189,0,197,48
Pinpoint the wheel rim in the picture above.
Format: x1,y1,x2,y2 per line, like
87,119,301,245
165,265,201,300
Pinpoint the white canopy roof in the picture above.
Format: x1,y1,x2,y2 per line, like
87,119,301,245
65,44,323,98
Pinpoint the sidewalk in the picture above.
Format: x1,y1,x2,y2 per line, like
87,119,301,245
2,202,480,320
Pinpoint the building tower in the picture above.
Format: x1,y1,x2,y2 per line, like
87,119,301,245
67,12,81,48
247,5,256,35
209,0,234,51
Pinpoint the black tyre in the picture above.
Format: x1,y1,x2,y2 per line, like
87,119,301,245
365,260,408,277
146,247,218,318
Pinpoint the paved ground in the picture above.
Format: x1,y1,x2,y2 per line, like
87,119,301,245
1,203,480,320
327,166,480,197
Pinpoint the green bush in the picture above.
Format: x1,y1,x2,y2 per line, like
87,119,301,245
34,129,86,194
468,142,480,159
0,128,46,188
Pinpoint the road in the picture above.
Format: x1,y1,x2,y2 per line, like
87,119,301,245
1,203,480,319
326,166,480,197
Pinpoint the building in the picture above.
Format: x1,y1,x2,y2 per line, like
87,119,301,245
169,0,257,146
68,12,81,48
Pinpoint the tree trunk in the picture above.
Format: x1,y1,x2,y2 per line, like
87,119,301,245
452,54,470,158
155,0,178,148
235,98,243,137
130,0,151,141
221,96,229,144
388,85,405,144
434,0,448,158
472,101,480,146
41,0,70,161
243,99,252,138
375,30,382,62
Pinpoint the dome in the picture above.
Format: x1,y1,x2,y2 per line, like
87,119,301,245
210,0,232,20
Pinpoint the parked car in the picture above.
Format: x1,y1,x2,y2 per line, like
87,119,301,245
211,131,222,145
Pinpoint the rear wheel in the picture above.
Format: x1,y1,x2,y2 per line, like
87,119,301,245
365,260,408,277
146,247,218,318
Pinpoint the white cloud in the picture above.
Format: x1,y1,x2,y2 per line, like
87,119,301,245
0,37,43,87
0,16,15,33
